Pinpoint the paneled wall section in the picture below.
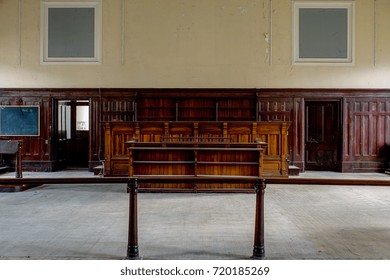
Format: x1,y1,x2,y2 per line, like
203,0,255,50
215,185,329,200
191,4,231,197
343,98,390,171
0,88,389,173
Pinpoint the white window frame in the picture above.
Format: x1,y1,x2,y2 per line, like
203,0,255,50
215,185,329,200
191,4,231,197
292,1,355,65
40,1,102,65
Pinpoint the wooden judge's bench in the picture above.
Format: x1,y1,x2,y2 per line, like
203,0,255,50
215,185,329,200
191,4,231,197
103,121,290,190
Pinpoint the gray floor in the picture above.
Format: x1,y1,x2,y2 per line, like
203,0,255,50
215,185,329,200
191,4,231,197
0,171,389,260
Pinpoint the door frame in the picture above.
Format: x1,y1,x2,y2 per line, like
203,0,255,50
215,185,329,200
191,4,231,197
53,98,91,170
304,99,342,172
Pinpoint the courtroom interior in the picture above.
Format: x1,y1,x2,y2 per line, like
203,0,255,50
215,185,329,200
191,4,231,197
0,0,390,260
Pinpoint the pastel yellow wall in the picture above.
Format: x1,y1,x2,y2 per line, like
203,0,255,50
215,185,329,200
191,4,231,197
1,0,390,88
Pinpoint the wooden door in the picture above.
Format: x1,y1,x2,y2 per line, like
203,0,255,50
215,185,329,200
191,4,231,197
69,101,89,168
56,101,69,169
56,100,89,169
305,101,340,171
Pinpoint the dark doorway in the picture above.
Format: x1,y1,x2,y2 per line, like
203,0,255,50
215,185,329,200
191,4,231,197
305,101,341,171
57,100,90,169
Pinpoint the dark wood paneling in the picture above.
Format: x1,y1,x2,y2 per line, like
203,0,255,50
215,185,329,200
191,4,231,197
1,88,390,174
344,98,390,172
292,97,305,170
101,90,136,121
90,96,101,168
257,98,293,121
136,91,257,122
137,97,176,121
258,89,390,172
218,97,256,121
178,98,216,121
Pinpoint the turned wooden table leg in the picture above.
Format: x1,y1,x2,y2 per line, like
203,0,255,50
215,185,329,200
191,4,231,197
126,178,140,260
251,179,266,259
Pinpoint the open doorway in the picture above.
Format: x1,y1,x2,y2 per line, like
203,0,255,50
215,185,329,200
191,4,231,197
305,101,341,171
57,100,90,169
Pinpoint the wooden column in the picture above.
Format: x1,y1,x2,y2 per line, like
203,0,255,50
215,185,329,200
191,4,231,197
16,141,23,178
252,122,257,143
127,140,137,177
281,122,289,176
125,178,140,260
103,123,112,176
251,179,266,260
135,122,141,141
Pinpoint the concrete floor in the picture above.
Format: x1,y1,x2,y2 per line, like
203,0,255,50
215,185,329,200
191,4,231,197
0,170,389,260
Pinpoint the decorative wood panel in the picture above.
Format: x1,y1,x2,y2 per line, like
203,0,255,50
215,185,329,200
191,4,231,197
292,97,305,170
257,98,293,121
178,98,216,121
256,122,290,177
343,98,390,172
218,98,256,121
227,122,255,143
90,96,101,167
137,97,176,121
342,97,354,166
137,123,164,142
101,90,136,121
136,90,257,122
168,122,193,139
197,122,223,137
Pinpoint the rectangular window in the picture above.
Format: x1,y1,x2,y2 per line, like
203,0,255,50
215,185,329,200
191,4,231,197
41,1,102,64
293,1,354,65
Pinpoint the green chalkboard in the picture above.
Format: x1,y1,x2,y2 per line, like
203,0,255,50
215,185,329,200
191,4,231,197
0,106,40,136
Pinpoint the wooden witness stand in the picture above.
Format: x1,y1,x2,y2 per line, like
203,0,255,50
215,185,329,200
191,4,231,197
125,136,267,259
